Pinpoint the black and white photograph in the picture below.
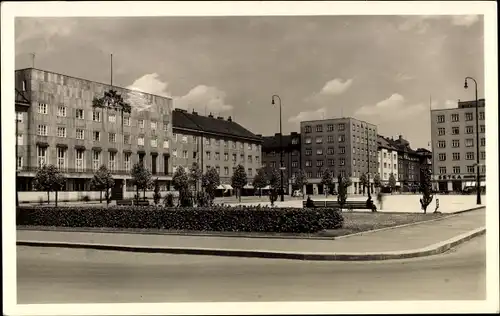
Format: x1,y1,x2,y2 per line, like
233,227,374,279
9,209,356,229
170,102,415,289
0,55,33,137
2,1,498,315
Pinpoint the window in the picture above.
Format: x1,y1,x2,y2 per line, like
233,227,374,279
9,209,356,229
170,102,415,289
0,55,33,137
480,138,485,146
338,135,345,142
255,156,260,163
316,125,323,132
467,165,475,173
16,112,23,123
76,109,84,119
316,149,323,155
216,166,220,175
316,171,323,178
163,122,168,131
307,172,313,178
304,125,312,133
240,154,245,161
151,121,157,130
305,160,312,167
138,136,144,146
452,153,460,161
123,134,130,145
438,128,445,136
183,150,188,159
327,147,334,155
338,123,345,131
326,135,334,143
465,126,474,134
479,112,485,120
108,152,116,171
16,156,22,170
340,158,345,166
437,140,446,148
124,153,131,171
22,80,26,91
270,161,276,168
17,133,23,145
206,151,211,160
315,137,323,144
452,127,460,135
247,168,252,176
172,149,178,158
75,150,84,172
57,106,66,117
438,153,446,161
451,114,459,122
480,125,485,133
481,165,486,174
327,124,334,132
480,151,486,160
123,116,130,126
439,167,446,174
92,111,101,122
437,115,445,123
465,139,474,147
453,166,461,174
76,129,84,140
248,143,252,150
108,114,116,123
328,159,334,166
151,138,157,147
205,138,211,145
223,140,228,148
92,150,101,171
353,159,356,166
291,161,298,168
57,127,66,138
38,103,48,114
214,152,220,161
37,146,47,167
37,125,48,136
465,112,473,121
232,141,237,149
138,119,145,128
305,137,312,144
93,131,100,142
339,147,345,154
162,140,169,148
465,152,474,160
246,155,251,162
316,160,324,167
452,140,460,148
109,133,116,143
240,142,244,149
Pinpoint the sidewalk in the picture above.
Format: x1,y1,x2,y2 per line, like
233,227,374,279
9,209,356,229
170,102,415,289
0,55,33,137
17,209,485,260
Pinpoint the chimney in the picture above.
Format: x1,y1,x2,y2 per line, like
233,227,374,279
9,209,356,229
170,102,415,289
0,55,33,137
227,116,232,122
275,132,281,137
208,112,214,118
217,116,224,120
192,109,198,115
399,135,403,140
291,132,298,135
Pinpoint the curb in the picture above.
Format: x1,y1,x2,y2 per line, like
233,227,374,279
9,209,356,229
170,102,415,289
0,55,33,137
17,227,485,261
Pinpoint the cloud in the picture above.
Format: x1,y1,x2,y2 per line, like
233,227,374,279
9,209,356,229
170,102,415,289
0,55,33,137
451,15,480,27
15,18,77,51
126,73,171,97
444,99,457,108
319,78,353,96
355,93,425,119
395,72,414,82
288,107,327,123
398,15,480,33
175,85,233,113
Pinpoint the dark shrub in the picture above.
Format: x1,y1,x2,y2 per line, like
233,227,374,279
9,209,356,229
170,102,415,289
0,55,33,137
305,196,315,208
164,193,174,207
81,195,90,202
16,206,344,233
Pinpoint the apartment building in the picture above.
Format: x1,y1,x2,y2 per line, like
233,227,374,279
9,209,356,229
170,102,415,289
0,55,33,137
377,135,399,185
430,99,486,192
171,109,262,192
261,132,301,194
300,118,378,195
15,68,174,201
385,135,423,188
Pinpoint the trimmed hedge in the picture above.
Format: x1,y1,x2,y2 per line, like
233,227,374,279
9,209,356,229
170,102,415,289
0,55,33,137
16,205,344,233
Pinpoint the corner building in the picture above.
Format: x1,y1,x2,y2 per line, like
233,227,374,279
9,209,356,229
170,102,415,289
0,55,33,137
300,117,378,195
15,68,174,201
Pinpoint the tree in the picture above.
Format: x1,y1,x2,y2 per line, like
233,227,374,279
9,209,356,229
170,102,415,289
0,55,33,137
231,164,247,202
189,162,203,193
33,164,66,206
342,175,353,188
252,168,268,197
419,165,434,214
153,178,161,205
321,168,333,197
293,169,308,198
337,175,347,211
202,167,220,205
130,162,153,202
267,168,281,206
388,173,397,194
373,173,382,193
359,173,368,195
90,165,115,205
172,166,190,206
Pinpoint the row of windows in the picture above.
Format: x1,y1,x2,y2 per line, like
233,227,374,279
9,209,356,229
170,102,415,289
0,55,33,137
380,162,398,170
303,170,348,179
172,149,260,163
34,106,168,130
304,123,375,134
436,111,485,123
437,138,486,148
438,165,486,174
304,135,376,145
381,152,398,159
437,125,486,136
200,165,255,177
437,151,486,161
262,161,300,169
304,159,377,167
265,150,300,156
172,133,260,151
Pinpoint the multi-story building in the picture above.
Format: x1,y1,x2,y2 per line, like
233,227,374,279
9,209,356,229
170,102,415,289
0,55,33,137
261,132,301,194
15,68,174,201
171,109,262,194
430,99,486,192
385,135,422,189
300,118,378,195
377,135,399,185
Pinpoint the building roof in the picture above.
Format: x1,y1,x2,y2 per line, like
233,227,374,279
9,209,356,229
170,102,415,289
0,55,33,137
377,135,398,151
262,133,300,151
172,109,262,142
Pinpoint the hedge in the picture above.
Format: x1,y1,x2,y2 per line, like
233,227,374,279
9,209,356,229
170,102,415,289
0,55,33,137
16,205,344,233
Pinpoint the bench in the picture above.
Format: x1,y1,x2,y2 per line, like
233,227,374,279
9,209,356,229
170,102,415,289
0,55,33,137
302,201,326,208
116,200,133,206
326,200,375,211
134,200,150,206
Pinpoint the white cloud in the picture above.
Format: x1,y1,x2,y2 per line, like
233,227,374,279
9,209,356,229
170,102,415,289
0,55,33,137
15,18,77,47
355,94,425,119
288,107,327,123
175,85,233,113
451,15,480,27
126,73,171,97
398,15,480,33
444,99,457,108
319,78,353,96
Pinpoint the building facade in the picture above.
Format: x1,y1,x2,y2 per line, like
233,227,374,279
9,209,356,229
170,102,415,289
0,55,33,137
377,135,399,185
430,99,486,192
261,132,301,194
171,109,262,192
15,68,174,201
300,118,378,195
387,136,422,188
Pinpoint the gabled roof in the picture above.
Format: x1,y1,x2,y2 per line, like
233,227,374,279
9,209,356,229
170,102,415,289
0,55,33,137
172,109,262,142
377,134,398,151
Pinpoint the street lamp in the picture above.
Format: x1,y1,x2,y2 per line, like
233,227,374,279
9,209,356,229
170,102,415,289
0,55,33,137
464,77,481,205
15,117,19,207
362,123,371,199
272,95,285,202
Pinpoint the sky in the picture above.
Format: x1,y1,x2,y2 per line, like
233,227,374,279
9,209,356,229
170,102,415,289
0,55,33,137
15,15,484,149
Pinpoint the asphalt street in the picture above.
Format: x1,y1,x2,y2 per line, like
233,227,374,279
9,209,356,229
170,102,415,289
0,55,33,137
17,235,486,304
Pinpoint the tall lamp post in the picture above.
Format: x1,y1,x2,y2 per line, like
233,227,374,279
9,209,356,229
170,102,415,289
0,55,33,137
362,123,371,200
15,117,19,207
272,95,285,202
464,77,481,205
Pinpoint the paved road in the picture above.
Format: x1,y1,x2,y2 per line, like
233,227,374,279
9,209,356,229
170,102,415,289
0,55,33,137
17,235,485,304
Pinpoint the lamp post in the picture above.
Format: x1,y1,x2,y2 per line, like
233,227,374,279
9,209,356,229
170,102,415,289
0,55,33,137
362,123,371,199
15,117,19,207
272,95,285,202
464,77,481,205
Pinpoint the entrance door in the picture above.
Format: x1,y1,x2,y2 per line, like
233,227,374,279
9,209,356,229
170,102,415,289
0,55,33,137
111,179,123,200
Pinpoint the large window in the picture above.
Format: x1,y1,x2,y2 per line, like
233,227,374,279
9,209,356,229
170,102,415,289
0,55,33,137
76,129,85,140
452,153,460,161
138,136,145,146
439,167,446,174
38,103,48,114
92,111,101,122
438,128,445,136
108,152,116,171
437,140,446,148
109,133,116,143
124,153,131,171
437,115,445,123
57,106,66,117
465,112,473,121
93,131,100,142
452,140,460,148
92,150,101,171
38,125,48,136
57,147,66,170
76,109,85,119
57,127,66,138
75,150,84,172
451,114,459,122
37,146,47,167
466,152,474,160
465,126,474,134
